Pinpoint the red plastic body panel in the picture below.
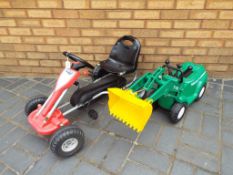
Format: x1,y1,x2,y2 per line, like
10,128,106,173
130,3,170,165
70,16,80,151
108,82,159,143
41,69,81,116
28,107,70,135
28,68,80,136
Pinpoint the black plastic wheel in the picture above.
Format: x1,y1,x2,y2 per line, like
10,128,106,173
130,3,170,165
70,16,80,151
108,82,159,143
24,96,47,116
196,85,206,101
139,89,155,99
88,109,98,120
170,103,186,123
50,125,84,158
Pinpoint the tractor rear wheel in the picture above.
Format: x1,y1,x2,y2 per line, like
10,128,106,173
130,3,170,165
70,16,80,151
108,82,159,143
170,103,186,123
25,96,47,116
196,85,206,101
50,125,84,157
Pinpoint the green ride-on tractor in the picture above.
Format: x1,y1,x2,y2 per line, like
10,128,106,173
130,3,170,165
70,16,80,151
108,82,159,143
108,60,208,132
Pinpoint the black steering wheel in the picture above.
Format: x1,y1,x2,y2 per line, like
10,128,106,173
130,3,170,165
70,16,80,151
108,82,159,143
63,51,94,69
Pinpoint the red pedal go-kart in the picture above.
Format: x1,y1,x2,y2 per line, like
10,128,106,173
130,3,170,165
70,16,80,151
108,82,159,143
25,35,141,157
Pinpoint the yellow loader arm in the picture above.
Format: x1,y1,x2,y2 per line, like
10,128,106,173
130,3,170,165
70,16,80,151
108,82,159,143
108,88,153,132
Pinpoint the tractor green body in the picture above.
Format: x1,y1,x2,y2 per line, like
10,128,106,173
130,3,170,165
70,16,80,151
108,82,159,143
129,62,208,110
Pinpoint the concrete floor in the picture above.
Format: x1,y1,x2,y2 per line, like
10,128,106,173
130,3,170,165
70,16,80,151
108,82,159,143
0,77,233,175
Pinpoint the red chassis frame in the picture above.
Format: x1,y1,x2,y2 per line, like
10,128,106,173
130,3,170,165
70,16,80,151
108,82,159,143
28,63,85,136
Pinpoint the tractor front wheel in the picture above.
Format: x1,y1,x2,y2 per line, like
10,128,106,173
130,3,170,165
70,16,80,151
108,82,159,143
170,103,186,123
152,101,159,110
25,96,47,116
50,125,84,157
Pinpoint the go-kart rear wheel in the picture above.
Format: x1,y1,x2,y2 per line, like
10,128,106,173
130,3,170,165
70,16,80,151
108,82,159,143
196,85,206,101
50,125,84,158
170,103,186,123
25,96,47,116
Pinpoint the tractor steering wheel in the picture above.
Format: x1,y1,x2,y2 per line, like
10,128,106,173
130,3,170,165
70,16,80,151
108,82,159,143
63,51,94,69
163,59,183,82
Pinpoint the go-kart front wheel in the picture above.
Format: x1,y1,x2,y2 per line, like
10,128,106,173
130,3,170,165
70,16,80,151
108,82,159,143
170,103,186,123
24,96,47,116
50,125,84,157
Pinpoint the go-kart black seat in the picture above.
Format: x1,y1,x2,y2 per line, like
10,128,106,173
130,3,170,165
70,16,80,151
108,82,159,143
100,35,141,74
70,74,126,106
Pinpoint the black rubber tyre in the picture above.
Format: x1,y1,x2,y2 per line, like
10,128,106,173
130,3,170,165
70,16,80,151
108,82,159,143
50,125,84,158
196,85,206,101
170,103,186,123
24,96,47,116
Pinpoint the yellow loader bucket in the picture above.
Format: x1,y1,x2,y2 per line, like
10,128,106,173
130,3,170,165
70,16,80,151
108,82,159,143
108,88,153,132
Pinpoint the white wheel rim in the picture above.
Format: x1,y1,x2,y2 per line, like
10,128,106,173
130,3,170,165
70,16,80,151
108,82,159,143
199,87,205,98
61,138,78,152
139,90,146,98
177,107,185,120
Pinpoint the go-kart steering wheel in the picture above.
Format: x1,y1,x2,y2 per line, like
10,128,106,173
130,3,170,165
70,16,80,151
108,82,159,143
63,51,94,69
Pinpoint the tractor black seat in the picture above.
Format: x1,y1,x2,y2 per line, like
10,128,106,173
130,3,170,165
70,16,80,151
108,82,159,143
100,35,141,74
70,74,126,106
